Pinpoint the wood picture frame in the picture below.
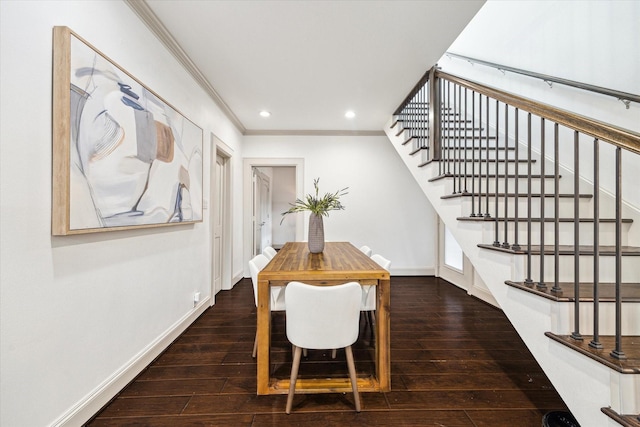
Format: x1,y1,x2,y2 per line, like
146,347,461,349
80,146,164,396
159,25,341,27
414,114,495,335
52,26,203,235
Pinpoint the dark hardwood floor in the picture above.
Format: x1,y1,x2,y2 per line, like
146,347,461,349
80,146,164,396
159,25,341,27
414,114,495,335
87,276,570,426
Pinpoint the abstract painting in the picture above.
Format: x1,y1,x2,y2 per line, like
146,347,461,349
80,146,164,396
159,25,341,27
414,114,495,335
52,27,203,235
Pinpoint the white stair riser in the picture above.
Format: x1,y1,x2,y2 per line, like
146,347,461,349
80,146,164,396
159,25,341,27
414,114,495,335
477,219,630,246
554,301,640,336
459,196,595,220
512,255,640,283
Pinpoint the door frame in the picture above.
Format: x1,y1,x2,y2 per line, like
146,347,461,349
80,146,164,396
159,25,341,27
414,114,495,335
436,216,473,291
243,158,304,277
210,136,233,297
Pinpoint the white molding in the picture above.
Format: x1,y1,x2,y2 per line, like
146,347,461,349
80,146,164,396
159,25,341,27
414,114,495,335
124,0,245,133
243,129,386,136
392,267,435,276
232,271,245,286
53,297,211,427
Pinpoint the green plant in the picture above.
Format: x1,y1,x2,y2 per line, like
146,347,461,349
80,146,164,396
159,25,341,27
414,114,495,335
280,178,348,224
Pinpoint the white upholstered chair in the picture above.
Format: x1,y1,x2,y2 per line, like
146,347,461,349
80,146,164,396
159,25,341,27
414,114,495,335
358,245,373,257
284,281,362,414
249,254,286,357
361,254,391,326
262,246,277,260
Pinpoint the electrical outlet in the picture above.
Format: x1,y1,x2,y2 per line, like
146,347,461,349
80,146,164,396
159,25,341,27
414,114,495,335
193,291,201,307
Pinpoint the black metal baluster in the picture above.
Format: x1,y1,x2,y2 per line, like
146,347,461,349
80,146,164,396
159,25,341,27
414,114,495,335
502,104,510,248
525,113,534,286
438,79,444,176
452,82,458,193
537,118,547,291
463,87,469,194
571,131,582,341
493,100,500,246
551,124,562,295
512,108,521,251
589,139,603,349
485,96,491,218
470,91,477,216
477,94,483,218
610,147,626,360
446,81,451,177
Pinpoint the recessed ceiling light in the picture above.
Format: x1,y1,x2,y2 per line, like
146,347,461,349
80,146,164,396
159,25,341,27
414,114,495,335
345,110,356,119
259,111,271,117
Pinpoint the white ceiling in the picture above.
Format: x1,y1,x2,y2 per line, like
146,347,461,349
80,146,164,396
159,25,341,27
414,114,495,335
135,0,485,134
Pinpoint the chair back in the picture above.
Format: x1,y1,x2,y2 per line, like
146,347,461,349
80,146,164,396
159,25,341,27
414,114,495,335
370,254,391,271
249,254,270,306
285,281,361,350
263,246,277,260
358,245,373,257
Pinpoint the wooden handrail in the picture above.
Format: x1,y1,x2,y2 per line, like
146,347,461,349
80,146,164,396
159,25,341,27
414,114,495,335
445,52,640,107
393,68,431,115
436,70,640,155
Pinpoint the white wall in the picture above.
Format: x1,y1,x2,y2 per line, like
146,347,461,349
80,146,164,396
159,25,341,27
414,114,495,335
0,1,243,426
243,135,437,275
439,0,640,209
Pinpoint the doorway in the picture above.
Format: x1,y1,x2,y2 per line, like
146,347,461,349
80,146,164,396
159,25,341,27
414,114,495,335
252,168,272,257
243,158,304,276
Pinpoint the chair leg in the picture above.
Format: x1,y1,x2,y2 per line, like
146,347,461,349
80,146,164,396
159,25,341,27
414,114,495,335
344,345,361,412
286,345,303,414
331,348,337,359
252,333,258,358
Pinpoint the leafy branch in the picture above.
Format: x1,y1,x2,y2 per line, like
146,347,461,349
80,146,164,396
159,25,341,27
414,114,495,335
280,178,348,224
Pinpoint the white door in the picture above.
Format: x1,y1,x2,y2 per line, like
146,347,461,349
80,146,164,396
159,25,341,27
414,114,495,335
252,169,272,256
212,153,225,296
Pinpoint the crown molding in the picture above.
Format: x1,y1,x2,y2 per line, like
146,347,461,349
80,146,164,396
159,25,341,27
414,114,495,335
243,129,386,137
124,0,246,134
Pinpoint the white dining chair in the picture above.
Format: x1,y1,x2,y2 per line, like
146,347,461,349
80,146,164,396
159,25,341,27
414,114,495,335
262,246,277,260
284,281,362,414
361,254,391,327
358,245,373,257
249,254,286,358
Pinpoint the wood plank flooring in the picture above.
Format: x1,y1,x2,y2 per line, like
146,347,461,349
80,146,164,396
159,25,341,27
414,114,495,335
87,276,570,426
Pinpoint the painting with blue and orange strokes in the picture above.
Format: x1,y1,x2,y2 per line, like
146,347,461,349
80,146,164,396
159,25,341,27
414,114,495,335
65,31,203,231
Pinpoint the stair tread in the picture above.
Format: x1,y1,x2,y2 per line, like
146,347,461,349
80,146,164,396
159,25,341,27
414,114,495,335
545,333,640,374
443,192,592,199
457,215,632,223
505,280,640,303
435,158,533,163
478,243,640,256
429,173,557,182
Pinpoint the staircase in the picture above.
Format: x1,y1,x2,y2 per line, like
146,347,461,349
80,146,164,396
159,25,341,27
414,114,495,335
386,67,640,427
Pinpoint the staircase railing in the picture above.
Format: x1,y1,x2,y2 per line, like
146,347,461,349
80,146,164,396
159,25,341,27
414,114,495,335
393,66,640,365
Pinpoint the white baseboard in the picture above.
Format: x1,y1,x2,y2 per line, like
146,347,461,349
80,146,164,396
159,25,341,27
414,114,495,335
468,282,500,308
231,270,244,287
53,296,211,427
391,267,435,276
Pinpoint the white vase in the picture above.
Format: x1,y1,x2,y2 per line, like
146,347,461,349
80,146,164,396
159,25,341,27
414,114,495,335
308,213,325,253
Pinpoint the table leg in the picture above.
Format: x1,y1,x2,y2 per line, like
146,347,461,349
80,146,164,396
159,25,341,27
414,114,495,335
257,278,271,394
376,278,391,391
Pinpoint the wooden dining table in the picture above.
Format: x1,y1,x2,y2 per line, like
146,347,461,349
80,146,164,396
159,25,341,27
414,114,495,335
256,241,391,395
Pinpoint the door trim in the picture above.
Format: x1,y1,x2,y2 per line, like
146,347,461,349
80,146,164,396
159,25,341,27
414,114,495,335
211,136,233,295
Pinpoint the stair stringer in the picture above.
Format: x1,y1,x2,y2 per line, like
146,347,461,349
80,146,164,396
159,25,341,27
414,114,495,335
385,120,637,427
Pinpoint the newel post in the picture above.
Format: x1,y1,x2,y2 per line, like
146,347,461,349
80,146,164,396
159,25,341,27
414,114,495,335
429,65,441,161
